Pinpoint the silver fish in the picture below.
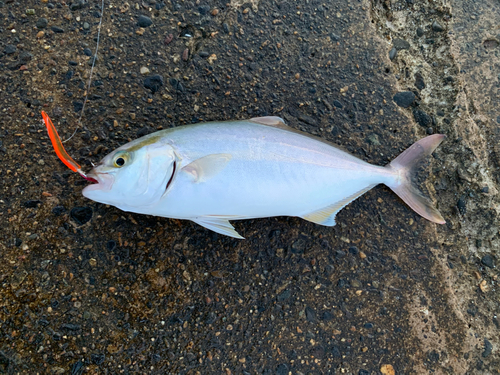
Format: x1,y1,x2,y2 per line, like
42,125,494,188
83,116,445,238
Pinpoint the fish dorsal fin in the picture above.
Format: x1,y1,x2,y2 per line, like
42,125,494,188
301,184,377,226
192,216,244,239
249,116,290,129
182,153,232,183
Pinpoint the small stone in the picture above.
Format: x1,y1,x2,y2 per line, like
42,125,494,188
393,91,415,108
24,200,42,208
366,134,380,145
332,100,343,108
415,73,426,90
393,38,410,50
198,5,210,15
482,338,493,358
298,114,317,126
291,239,306,253
332,346,341,358
351,279,362,288
277,290,291,302
51,26,64,33
479,280,489,293
70,0,85,11
144,74,164,93
305,306,317,323
211,9,219,16
26,9,35,15
389,47,397,60
140,66,150,75
52,206,66,216
4,44,16,54
276,364,288,375
457,196,466,215
322,311,333,320
481,255,494,268
182,48,189,61
337,279,348,288
432,20,445,32
20,51,33,63
91,353,105,365
60,323,81,331
136,28,145,36
335,250,346,259
484,39,500,49
330,33,340,41
199,51,209,58
73,101,83,112
349,246,359,255
380,364,395,375
137,15,152,28
413,109,432,127
164,33,174,44
416,27,424,37
36,17,48,29
36,31,45,38
83,22,90,30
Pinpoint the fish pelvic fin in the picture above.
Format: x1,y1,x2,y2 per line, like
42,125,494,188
386,134,446,224
301,184,377,226
192,216,245,239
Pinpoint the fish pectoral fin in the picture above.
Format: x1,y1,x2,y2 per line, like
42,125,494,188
182,153,232,183
301,184,377,226
192,216,244,239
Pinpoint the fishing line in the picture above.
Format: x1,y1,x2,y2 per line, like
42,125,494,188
64,0,105,143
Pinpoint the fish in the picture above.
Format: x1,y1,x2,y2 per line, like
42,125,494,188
76,116,445,239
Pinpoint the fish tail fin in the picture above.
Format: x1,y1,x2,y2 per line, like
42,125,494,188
385,134,446,224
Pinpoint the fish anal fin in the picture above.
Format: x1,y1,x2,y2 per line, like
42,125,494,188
302,204,340,226
182,153,232,183
192,216,244,239
301,184,376,226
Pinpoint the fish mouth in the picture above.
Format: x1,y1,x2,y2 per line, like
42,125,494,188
82,172,114,192
82,174,99,184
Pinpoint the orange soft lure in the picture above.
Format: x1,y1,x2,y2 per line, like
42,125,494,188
41,111,97,183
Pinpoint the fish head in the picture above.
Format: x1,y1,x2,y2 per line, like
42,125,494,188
82,137,177,208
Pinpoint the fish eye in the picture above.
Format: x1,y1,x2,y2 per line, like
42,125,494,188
112,151,130,168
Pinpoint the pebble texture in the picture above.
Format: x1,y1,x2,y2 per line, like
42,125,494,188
0,0,498,374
